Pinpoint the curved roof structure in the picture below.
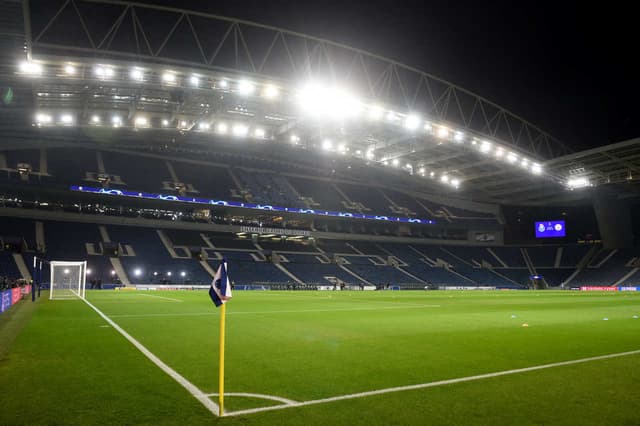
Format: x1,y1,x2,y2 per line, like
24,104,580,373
2,0,636,205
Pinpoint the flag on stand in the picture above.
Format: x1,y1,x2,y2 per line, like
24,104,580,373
209,260,232,307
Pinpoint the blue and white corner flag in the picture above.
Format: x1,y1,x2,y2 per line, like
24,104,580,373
209,260,232,307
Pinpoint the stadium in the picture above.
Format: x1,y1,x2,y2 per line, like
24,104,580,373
1,0,639,424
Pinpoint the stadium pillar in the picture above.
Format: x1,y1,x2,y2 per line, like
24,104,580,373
592,189,633,249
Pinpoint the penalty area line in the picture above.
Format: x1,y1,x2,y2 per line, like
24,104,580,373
224,348,640,417
81,298,220,416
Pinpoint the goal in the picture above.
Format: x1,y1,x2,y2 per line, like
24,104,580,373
49,261,87,300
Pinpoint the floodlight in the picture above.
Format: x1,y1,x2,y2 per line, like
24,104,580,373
162,119,169,127
567,177,589,189
386,111,397,121
95,65,114,78
436,126,449,139
216,122,228,134
238,80,255,95
232,123,249,137
424,122,433,132
91,115,101,124
531,163,542,175
162,72,177,84
167,271,172,276
64,268,70,274
263,84,279,99
419,167,426,174
190,75,200,86
520,158,529,168
254,128,266,138
86,269,92,275
181,271,186,277
153,272,158,276
290,134,300,144
134,268,142,277
404,115,421,131
338,143,347,154
480,141,492,154
35,113,52,124
451,178,460,188
366,150,375,160
64,64,76,75
430,171,435,177
111,115,122,127
19,61,42,75
218,79,228,88
134,116,148,127
180,120,188,128
198,122,210,130
111,270,116,276
454,131,465,142
60,114,74,125
392,159,399,167
322,139,333,151
382,160,389,166
507,152,518,163
130,68,144,81
440,175,450,183
368,105,384,120
495,147,504,158
297,83,361,119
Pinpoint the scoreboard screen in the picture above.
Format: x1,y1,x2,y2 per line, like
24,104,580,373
535,220,566,238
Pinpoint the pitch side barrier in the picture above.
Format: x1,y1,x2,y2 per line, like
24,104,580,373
0,285,32,315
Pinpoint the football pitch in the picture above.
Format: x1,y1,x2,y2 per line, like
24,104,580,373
1,290,640,425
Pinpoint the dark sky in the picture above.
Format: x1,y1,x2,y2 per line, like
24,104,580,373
82,1,640,150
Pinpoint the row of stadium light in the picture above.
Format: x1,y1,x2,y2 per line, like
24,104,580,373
21,60,543,187
79,268,188,278
33,112,269,139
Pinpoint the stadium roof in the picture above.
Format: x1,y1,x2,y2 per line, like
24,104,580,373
1,0,637,206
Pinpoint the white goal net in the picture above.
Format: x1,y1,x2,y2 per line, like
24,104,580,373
49,261,87,300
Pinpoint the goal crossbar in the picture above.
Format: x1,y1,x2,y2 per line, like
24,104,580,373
49,261,87,300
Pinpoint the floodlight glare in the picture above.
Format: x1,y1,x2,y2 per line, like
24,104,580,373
480,141,492,154
134,116,148,127
60,114,74,124
290,134,300,144
322,139,333,151
368,105,384,120
454,131,465,142
365,150,375,160
19,61,42,75
35,113,52,124
440,175,450,183
298,83,361,119
86,269,92,275
95,65,114,78
424,122,433,132
198,122,210,130
436,126,450,139
111,116,122,127
392,158,399,166
232,124,249,137
162,119,169,127
130,68,144,81
190,75,200,86
338,143,347,153
91,115,100,124
64,64,76,75
451,178,460,188
218,79,228,88
507,152,518,163
180,271,186,277
430,171,435,177
254,128,266,138
217,122,228,134
180,120,188,128
567,177,589,189
167,271,172,276
495,147,504,158
520,158,529,168
531,163,542,175
162,72,177,84
263,84,279,99
419,167,426,174
64,268,70,274
386,111,397,121
404,115,421,131
238,80,255,96
134,268,142,277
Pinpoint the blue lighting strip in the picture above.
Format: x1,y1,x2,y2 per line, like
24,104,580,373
70,185,436,225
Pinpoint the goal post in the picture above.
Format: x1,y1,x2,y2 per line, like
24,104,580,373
49,261,87,300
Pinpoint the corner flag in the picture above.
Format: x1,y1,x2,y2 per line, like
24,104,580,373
209,260,232,307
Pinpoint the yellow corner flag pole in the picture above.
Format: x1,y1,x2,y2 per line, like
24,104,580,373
218,302,227,416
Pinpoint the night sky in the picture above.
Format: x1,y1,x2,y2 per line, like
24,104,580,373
60,1,640,151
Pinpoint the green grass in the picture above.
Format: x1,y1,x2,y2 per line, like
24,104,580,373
1,290,640,425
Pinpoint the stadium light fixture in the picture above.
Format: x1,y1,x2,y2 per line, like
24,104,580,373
419,167,426,175
520,158,529,169
134,268,142,277
507,152,518,163
338,143,347,154
94,65,114,79
134,116,149,128
440,174,450,183
64,268,70,274
198,122,210,130
111,116,122,128
64,64,76,75
162,119,170,127
86,269,92,275
216,122,228,134
382,160,389,166
238,80,255,96
19,61,43,75
111,270,116,276
454,131,465,142
322,139,333,151
130,68,144,81
180,120,189,129
404,115,421,131
167,271,172,277
218,79,228,88
290,134,300,144
567,177,590,189
153,272,158,276
495,147,504,158
451,178,460,188
254,128,266,138
392,158,399,167
436,126,450,139
180,271,186,277
430,171,435,177
162,72,177,84
91,115,101,124
232,123,249,137
190,75,200,87
480,141,492,154
531,163,542,175
35,113,52,125
60,114,74,125
386,111,397,122
365,150,375,160
424,122,433,133
263,84,279,99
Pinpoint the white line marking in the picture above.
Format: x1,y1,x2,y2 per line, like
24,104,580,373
81,298,220,416
205,392,298,405
107,304,440,318
224,349,640,417
136,294,183,302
